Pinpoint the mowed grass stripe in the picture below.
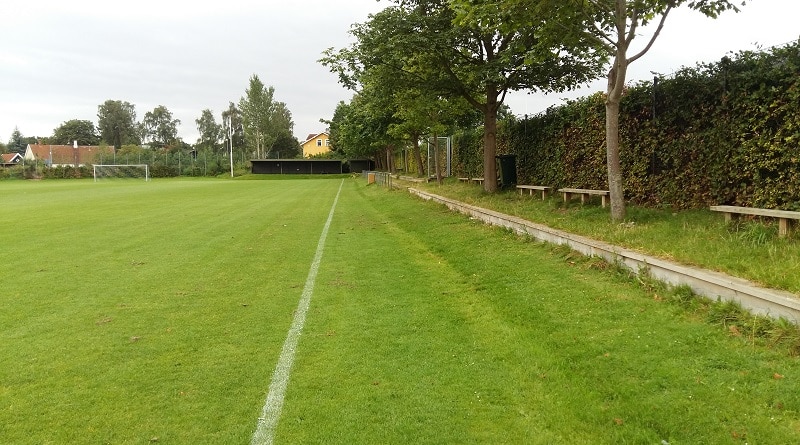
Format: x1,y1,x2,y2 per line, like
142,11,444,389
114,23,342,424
276,180,800,444
0,178,344,444
251,179,343,445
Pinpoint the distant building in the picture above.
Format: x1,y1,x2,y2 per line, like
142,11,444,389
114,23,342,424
1,152,23,167
300,132,331,158
24,144,114,167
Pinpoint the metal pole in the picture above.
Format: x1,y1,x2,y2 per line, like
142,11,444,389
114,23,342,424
229,116,234,177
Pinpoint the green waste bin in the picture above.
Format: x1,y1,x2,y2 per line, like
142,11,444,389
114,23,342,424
496,154,517,189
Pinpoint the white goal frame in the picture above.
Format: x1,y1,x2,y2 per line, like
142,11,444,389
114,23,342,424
93,164,150,182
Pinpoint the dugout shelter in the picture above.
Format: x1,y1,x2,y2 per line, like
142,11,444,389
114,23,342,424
251,159,343,175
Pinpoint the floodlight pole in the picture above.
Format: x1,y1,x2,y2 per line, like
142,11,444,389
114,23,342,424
228,116,234,177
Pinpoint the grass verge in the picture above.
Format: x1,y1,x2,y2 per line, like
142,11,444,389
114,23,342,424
414,179,800,294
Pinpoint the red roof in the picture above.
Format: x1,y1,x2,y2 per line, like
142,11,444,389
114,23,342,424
26,144,114,166
1,153,22,163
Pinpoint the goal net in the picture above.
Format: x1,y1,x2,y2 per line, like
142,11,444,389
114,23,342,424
93,164,150,182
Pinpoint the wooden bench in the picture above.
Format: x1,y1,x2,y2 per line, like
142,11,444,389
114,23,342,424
516,185,552,200
471,177,485,185
458,177,470,183
558,188,611,208
710,205,800,238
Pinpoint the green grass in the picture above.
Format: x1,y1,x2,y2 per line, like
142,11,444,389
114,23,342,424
416,179,800,294
2,177,800,443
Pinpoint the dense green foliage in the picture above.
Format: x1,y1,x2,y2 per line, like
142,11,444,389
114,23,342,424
51,119,100,145
453,40,800,210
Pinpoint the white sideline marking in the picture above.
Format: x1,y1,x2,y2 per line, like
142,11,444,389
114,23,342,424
250,180,344,445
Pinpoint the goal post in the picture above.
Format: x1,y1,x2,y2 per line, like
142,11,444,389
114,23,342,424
93,164,150,182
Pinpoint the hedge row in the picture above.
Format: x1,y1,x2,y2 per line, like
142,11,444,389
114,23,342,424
453,39,800,210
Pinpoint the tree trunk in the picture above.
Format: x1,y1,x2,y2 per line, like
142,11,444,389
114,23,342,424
412,133,424,176
387,145,395,174
605,91,625,222
482,85,500,193
433,134,442,185
606,4,629,223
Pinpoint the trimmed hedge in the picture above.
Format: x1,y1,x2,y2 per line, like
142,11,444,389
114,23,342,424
453,39,800,210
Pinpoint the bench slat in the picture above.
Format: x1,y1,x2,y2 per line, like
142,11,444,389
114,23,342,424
516,185,551,200
558,188,610,208
710,205,800,238
558,188,609,195
710,205,800,220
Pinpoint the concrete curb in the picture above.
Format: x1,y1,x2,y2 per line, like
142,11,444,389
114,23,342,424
408,187,800,322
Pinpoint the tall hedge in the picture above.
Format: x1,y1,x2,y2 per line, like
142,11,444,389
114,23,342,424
453,39,800,210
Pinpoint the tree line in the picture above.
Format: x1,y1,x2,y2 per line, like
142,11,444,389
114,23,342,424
2,74,300,162
320,0,743,221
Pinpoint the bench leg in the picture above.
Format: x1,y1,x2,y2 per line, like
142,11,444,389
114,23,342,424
779,218,790,238
580,194,587,205
562,192,571,203
723,212,733,223
540,190,546,200
601,195,607,208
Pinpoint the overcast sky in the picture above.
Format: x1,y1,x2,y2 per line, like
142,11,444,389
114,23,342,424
2,0,798,145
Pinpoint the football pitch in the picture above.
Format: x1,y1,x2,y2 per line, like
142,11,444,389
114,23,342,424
2,177,800,444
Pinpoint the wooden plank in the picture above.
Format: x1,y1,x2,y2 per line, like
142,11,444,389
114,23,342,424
710,205,800,220
779,218,791,237
558,188,610,196
516,185,551,200
710,205,799,238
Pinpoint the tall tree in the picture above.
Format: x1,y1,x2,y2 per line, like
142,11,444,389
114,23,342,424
8,127,26,155
97,100,140,149
52,119,100,145
195,109,222,152
238,75,295,158
142,105,181,148
324,2,604,191
579,0,742,221
239,75,273,158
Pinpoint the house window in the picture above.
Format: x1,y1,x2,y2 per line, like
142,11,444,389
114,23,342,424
325,139,330,146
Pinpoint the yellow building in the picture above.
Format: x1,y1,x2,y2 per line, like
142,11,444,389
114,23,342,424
301,132,331,158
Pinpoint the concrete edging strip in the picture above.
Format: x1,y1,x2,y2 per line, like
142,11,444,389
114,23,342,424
408,187,800,322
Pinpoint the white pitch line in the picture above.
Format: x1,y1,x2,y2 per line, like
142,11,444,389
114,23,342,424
250,179,344,445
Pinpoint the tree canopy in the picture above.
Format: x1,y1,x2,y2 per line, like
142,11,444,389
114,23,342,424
142,105,181,148
195,109,222,152
97,100,140,149
238,75,295,159
52,119,100,146
323,0,606,190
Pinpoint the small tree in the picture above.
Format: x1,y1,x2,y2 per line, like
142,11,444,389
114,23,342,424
195,109,222,152
580,0,743,221
8,127,26,155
